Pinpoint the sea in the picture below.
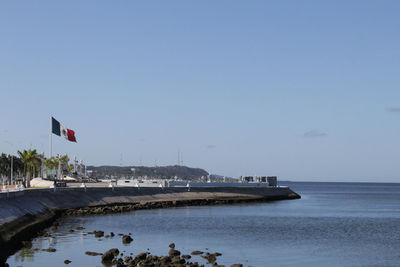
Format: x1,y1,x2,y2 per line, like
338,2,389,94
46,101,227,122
6,182,400,267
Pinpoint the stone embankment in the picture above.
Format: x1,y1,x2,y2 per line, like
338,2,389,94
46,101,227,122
0,186,300,265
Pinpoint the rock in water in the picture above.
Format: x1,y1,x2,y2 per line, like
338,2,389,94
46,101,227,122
94,230,104,237
85,251,103,256
171,256,185,264
159,256,172,264
169,249,181,257
64,260,71,264
102,248,120,262
134,252,148,262
202,254,217,263
230,264,243,267
122,235,133,244
110,248,120,255
191,250,203,255
124,256,133,265
115,258,124,266
101,254,113,263
42,248,56,252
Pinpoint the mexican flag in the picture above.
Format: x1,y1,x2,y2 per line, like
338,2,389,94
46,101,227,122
52,117,77,142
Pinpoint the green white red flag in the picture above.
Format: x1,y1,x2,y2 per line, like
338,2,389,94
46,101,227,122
52,117,77,142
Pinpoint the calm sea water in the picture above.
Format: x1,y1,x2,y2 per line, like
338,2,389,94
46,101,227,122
7,182,400,267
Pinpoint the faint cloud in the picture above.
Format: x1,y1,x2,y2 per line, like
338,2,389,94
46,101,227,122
303,130,327,138
386,107,400,113
206,145,216,149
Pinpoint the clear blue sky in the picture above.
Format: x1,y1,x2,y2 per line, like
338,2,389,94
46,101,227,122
1,1,399,182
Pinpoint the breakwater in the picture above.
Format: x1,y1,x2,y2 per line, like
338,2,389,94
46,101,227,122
0,186,300,265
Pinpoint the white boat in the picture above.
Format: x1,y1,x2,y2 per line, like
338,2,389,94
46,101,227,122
117,179,168,187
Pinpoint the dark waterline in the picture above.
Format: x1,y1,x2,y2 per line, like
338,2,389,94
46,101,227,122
7,182,400,267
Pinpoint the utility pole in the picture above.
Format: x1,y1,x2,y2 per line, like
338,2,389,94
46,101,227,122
41,153,44,178
73,156,77,173
10,156,13,184
57,159,61,181
49,117,52,157
181,152,183,166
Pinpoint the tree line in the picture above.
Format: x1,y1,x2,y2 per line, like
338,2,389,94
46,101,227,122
0,149,74,187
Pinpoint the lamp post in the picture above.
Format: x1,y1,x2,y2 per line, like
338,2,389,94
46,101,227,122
10,156,13,185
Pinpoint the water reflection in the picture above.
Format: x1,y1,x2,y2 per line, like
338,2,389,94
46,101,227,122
14,248,35,262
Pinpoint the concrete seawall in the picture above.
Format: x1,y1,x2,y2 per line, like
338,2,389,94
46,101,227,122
0,186,300,263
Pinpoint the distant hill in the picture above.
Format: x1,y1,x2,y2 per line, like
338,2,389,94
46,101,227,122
87,165,209,180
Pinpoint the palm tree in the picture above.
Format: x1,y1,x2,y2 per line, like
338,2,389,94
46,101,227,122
59,154,70,170
44,154,69,179
58,154,70,179
44,157,56,170
17,149,39,187
0,153,10,178
44,157,57,179
67,164,74,173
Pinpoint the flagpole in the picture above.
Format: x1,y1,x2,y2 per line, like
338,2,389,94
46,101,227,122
50,116,52,157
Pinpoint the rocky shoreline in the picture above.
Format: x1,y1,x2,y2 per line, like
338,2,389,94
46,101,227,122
8,217,246,267
0,187,301,266
23,214,246,267
0,199,261,267
85,243,243,267
20,229,244,267
62,196,293,216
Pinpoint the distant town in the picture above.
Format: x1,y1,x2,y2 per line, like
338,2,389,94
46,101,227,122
1,148,278,189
